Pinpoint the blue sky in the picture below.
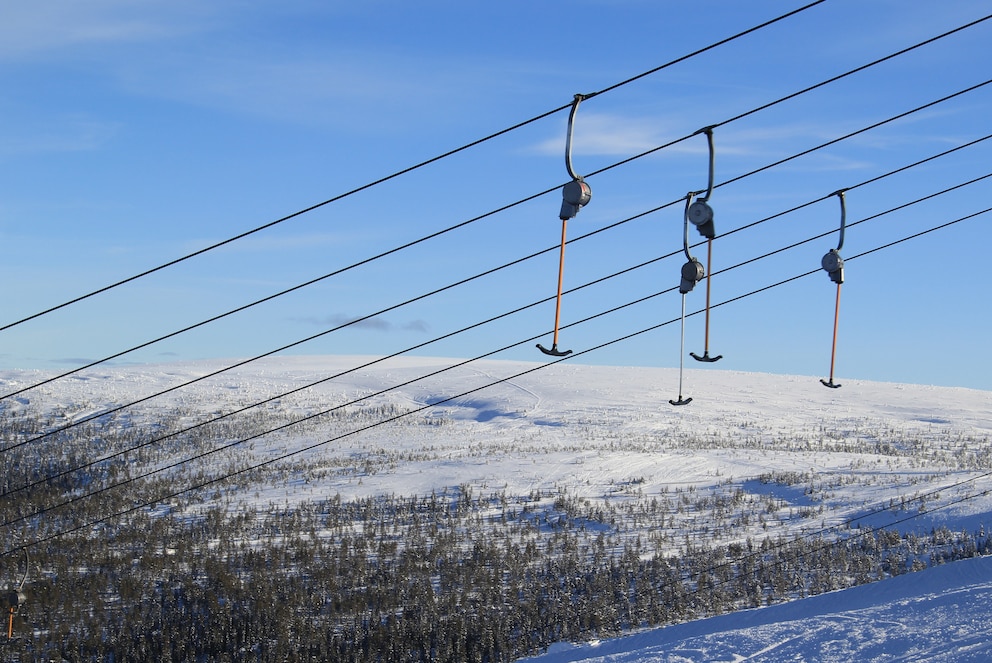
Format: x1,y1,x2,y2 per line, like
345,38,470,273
1,0,990,390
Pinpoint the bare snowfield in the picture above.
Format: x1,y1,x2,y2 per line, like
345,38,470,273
9,355,989,520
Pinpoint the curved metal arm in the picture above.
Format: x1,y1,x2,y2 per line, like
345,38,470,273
682,192,696,261
694,126,716,202
564,94,585,181
17,550,27,591
833,188,847,252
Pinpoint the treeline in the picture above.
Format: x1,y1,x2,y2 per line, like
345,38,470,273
1,400,990,661
1,489,988,662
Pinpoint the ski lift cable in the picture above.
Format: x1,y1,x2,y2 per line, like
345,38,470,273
4,70,988,413
5,141,989,482
590,0,830,98
2,207,987,557
707,186,992,289
3,204,987,535
0,14,983,384
712,132,992,245
4,142,991,464
8,160,992,491
711,11,992,133
2,35,987,397
701,208,992,328
709,78,992,195
580,16,992,183
0,1,833,335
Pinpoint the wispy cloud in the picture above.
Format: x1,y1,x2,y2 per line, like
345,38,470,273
0,1,210,60
51,357,100,366
0,4,577,133
290,313,429,333
0,115,119,157
526,112,850,161
112,48,487,131
526,109,967,175
530,113,682,158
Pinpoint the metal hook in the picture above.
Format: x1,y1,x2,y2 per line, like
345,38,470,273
696,125,716,202
821,189,846,284
686,126,716,239
833,188,846,252
564,94,585,181
682,192,696,262
560,94,592,221
16,550,27,594
680,192,705,294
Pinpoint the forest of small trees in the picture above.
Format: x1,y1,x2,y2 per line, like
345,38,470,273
0,399,989,661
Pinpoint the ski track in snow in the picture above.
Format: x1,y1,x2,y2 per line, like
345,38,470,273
2,355,992,661
521,555,992,662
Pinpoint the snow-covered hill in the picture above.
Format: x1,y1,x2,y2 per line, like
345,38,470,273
6,355,989,522
2,355,990,660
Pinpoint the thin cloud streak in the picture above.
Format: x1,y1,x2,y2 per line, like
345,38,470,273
290,314,429,334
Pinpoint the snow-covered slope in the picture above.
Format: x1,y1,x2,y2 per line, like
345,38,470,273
4,354,991,535
3,355,991,660
8,355,989,517
522,554,992,662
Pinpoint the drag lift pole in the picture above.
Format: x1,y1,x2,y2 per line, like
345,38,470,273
3,550,27,640
820,189,847,388
670,193,705,406
538,93,592,357
687,126,722,363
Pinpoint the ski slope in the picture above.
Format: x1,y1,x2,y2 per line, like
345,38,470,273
522,554,992,662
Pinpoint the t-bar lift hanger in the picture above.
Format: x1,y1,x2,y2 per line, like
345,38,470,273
687,126,722,364
2,550,28,640
670,192,706,406
537,93,592,357
820,189,847,388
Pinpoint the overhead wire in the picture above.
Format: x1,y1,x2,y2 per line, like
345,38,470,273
4,121,991,464
4,64,990,412
0,8,986,378
2,8,990,626
4,206,989,557
2,7,989,540
4,201,988,544
0,0,832,334
711,132,992,243
2,162,987,524
580,15,992,180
